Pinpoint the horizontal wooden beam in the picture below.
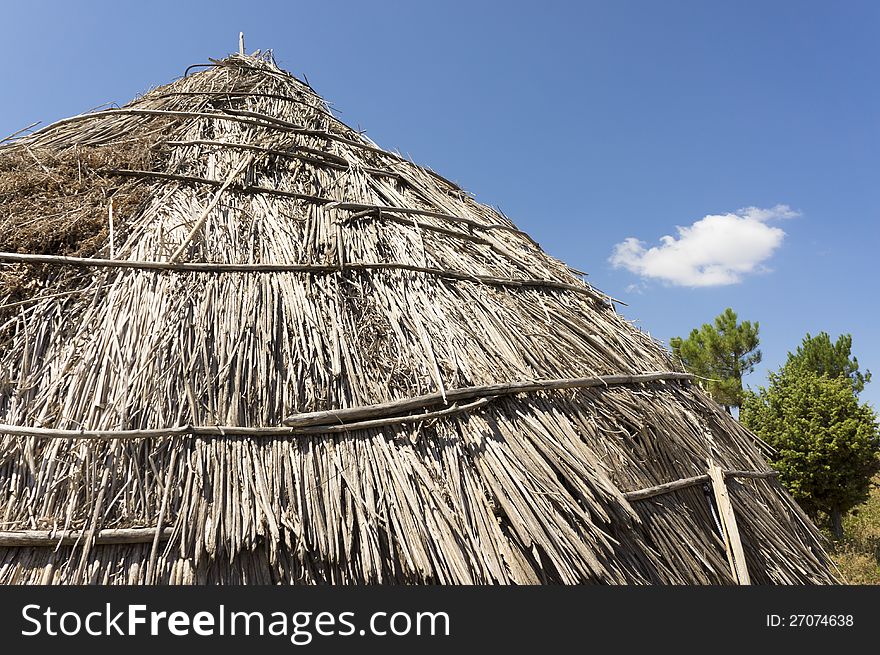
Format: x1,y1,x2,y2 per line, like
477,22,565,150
283,371,694,427
623,469,779,502
102,168,528,238
0,527,172,547
622,474,710,501
0,252,603,299
0,372,693,440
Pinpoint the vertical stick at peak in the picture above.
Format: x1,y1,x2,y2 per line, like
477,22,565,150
239,32,245,55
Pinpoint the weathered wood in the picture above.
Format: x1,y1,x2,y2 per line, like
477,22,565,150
623,474,710,501
622,469,778,501
169,154,255,262
165,139,352,169
0,51,838,586
105,167,529,238
0,372,692,439
0,250,338,272
724,470,778,481
0,252,605,299
0,423,294,440
708,459,752,585
0,527,172,547
157,92,348,129
335,201,531,238
104,168,333,205
294,397,497,434
108,198,115,259
27,107,424,168
284,372,694,427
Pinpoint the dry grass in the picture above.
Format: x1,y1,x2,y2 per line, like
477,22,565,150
0,141,154,256
0,53,838,585
832,468,880,584
0,131,166,333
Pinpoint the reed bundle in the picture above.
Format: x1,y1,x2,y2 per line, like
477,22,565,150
0,52,837,584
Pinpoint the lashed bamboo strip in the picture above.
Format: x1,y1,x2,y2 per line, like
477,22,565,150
157,91,345,126
166,139,353,171
102,168,333,203
335,202,532,237
0,251,605,298
21,106,430,173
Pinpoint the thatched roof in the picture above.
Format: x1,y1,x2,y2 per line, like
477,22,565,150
0,52,837,584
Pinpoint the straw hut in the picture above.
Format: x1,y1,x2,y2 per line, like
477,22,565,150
0,52,837,584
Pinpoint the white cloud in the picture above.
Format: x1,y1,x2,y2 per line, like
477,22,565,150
609,204,798,287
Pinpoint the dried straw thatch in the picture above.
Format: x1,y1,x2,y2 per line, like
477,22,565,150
0,52,837,584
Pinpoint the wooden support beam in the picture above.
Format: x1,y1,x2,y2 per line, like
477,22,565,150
0,527,172,547
0,251,608,300
0,372,694,440
283,371,694,427
623,474,710,501
622,469,777,502
708,459,751,585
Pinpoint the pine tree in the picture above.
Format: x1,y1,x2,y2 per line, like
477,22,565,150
784,331,871,393
741,370,879,539
669,308,761,412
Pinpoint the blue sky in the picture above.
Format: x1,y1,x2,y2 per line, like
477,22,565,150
2,1,878,408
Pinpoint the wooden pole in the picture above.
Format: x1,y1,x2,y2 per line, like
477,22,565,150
623,474,710,501
108,198,115,259
708,459,751,585
0,250,610,299
622,470,777,502
0,372,694,440
168,153,255,263
239,32,245,55
0,527,172,547
284,372,694,426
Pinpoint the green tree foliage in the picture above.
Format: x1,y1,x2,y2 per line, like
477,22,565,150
741,370,880,539
784,332,871,394
669,308,761,412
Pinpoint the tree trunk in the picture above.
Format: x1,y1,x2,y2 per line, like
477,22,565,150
830,507,844,540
